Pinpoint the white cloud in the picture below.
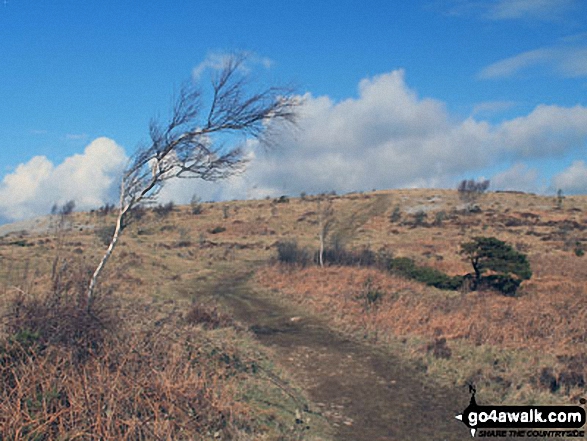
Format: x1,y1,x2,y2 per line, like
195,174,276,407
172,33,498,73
190,70,587,199
0,137,127,222
479,48,554,79
496,104,587,157
491,163,540,192
486,0,577,20
553,160,587,194
437,0,579,21
192,51,273,80
65,133,89,141
479,46,587,79
557,47,587,77
5,71,587,222
472,100,517,117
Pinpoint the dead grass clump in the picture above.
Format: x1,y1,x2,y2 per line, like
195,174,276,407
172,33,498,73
427,337,452,360
0,325,243,439
535,355,587,395
4,291,114,362
185,302,235,330
0,290,276,440
3,260,117,362
153,201,175,217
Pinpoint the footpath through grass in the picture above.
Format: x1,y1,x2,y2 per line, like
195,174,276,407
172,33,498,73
192,266,478,440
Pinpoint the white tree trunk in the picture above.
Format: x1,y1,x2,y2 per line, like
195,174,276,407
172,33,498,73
319,231,325,268
86,204,128,311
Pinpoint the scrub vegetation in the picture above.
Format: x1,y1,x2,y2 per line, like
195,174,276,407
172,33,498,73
1,188,586,438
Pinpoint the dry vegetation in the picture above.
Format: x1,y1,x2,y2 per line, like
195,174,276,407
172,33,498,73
0,208,330,440
254,189,587,405
1,188,586,437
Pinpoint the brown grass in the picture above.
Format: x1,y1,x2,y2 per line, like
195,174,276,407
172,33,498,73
0,288,327,440
0,261,326,440
256,265,587,354
1,188,586,420
0,297,243,439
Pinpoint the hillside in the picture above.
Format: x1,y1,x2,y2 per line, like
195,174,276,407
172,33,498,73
1,188,586,439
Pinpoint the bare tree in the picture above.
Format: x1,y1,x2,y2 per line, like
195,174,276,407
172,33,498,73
86,54,299,310
457,178,490,212
317,195,334,268
51,200,76,233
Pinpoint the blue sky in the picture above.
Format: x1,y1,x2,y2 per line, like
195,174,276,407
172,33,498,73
1,0,587,222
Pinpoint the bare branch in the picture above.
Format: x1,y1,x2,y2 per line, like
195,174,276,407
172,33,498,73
86,53,300,307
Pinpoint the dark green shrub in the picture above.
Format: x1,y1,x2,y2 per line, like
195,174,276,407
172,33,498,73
388,257,463,290
390,205,401,223
460,236,532,296
317,244,383,268
190,195,204,215
209,226,226,234
434,211,446,226
413,210,427,226
153,201,175,217
274,195,290,204
8,240,30,247
482,275,522,297
276,241,311,266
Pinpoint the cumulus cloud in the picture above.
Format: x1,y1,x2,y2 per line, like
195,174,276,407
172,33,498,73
159,71,587,202
495,104,587,157
206,70,587,199
553,161,587,194
472,100,517,117
0,137,127,222
4,70,587,221
146,70,587,203
491,163,540,192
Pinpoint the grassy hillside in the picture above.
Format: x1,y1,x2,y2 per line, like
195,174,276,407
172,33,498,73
1,188,586,437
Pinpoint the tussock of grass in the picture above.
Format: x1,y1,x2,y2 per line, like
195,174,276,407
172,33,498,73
185,301,237,330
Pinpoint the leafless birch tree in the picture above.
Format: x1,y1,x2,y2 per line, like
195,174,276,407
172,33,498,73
317,195,334,268
86,54,299,310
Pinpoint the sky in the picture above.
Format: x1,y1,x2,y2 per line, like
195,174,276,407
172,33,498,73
1,0,587,223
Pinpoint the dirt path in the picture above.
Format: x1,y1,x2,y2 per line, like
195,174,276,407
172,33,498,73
204,270,475,440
